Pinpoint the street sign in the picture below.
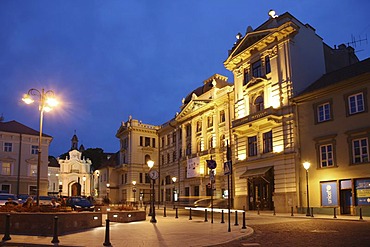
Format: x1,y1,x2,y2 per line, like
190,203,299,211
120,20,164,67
210,170,215,182
207,159,217,169
224,161,232,175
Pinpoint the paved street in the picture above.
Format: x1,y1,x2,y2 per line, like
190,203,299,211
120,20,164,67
211,214,370,247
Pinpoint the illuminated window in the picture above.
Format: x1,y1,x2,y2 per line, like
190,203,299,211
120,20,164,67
207,116,213,128
320,144,334,167
248,136,258,157
30,164,37,176
1,162,11,175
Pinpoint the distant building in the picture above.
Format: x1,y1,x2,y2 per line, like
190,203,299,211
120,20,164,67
0,120,52,196
294,58,370,215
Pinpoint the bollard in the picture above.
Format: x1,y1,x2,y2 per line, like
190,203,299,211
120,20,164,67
164,206,167,217
359,208,363,220
2,214,11,241
103,219,112,246
242,211,246,229
51,216,60,244
273,206,276,216
189,208,192,220
204,209,208,222
175,208,178,219
257,205,260,215
221,210,225,223
234,211,239,226
311,207,314,217
291,207,294,216
333,207,337,219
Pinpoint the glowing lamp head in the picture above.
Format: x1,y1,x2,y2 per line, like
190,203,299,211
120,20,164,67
22,94,34,104
147,160,154,169
303,162,311,171
132,180,136,186
172,177,177,183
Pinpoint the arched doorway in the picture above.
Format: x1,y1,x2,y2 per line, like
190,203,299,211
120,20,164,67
71,183,82,196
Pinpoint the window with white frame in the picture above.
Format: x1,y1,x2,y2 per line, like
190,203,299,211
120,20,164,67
348,92,364,115
1,162,11,175
4,142,12,152
31,145,39,155
317,102,331,122
352,138,369,164
320,144,334,167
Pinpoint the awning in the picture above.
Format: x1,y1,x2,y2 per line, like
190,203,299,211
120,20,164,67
239,166,273,179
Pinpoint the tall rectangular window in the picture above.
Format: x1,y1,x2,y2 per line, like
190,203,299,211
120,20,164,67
31,145,39,155
161,137,165,147
220,110,226,123
186,124,191,137
30,165,37,176
145,137,151,147
139,173,143,183
139,136,143,146
348,92,364,115
248,136,258,157
196,121,202,132
207,116,213,128
352,138,369,163
243,70,250,85
4,143,12,152
265,56,271,74
252,60,262,78
317,102,331,122
1,162,11,175
320,144,334,167
263,131,273,153
152,138,156,148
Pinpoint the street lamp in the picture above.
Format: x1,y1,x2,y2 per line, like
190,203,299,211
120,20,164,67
106,183,110,205
59,181,63,199
303,161,311,216
132,180,137,204
82,175,86,196
172,176,177,209
96,171,100,197
22,88,58,206
147,160,158,223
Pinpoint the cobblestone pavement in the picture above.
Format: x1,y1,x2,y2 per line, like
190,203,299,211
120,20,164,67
210,215,370,247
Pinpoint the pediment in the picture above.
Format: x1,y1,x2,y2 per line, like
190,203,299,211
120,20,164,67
176,99,211,120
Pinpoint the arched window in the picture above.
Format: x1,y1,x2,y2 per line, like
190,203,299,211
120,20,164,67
254,95,264,112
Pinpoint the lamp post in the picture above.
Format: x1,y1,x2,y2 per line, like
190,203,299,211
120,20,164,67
147,160,158,223
172,177,177,209
303,162,311,216
106,183,110,205
132,180,137,204
82,175,86,196
96,171,100,197
22,88,58,206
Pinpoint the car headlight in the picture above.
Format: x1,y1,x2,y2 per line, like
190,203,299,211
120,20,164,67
75,205,81,208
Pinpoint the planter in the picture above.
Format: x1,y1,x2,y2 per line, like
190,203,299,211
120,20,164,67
0,211,102,236
107,210,146,223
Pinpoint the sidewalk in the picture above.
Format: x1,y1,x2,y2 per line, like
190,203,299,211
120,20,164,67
0,212,252,247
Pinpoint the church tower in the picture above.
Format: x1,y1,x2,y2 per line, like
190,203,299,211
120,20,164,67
71,131,78,150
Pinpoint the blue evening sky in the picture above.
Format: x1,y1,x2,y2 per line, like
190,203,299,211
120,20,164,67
1,0,369,157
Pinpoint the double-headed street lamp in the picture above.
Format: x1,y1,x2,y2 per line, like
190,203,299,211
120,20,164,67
22,88,58,206
303,161,311,216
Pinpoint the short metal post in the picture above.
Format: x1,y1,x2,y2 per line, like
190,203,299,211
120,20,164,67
51,216,60,244
273,206,276,216
311,207,314,217
234,210,239,226
242,211,246,229
204,209,208,222
175,208,178,218
257,205,260,215
164,206,167,217
291,206,294,216
221,210,225,223
333,207,337,219
2,214,11,241
189,208,192,220
359,208,363,220
103,219,111,246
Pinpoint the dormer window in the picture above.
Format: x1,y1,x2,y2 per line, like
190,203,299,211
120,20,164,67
252,60,262,78
254,95,264,112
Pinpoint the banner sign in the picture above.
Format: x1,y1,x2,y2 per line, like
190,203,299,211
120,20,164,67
224,161,232,175
321,181,338,206
355,178,370,206
187,157,201,178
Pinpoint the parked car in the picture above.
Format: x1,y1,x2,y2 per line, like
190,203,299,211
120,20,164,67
39,196,56,205
67,197,95,211
0,193,19,206
193,198,228,208
17,194,32,204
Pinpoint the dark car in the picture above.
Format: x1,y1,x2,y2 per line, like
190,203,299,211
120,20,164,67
67,197,95,211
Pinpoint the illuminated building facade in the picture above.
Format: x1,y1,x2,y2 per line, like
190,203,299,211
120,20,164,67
158,74,234,204
294,58,370,215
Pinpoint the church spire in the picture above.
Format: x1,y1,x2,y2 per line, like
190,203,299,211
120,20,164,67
71,130,78,150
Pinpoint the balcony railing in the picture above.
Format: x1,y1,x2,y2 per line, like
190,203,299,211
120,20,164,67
232,107,281,128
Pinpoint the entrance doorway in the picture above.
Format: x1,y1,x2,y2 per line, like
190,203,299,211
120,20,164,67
340,189,352,214
71,183,81,196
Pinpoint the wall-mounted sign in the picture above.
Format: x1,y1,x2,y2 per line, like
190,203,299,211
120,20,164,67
355,178,370,206
321,181,338,206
